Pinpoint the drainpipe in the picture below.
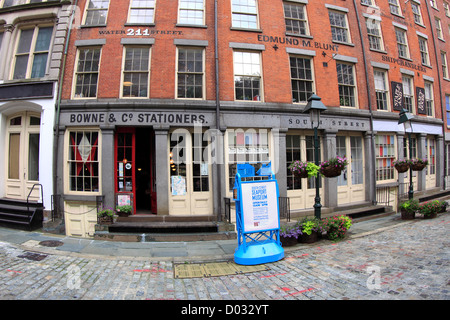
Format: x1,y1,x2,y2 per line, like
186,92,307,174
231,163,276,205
352,0,377,205
52,0,78,208
214,0,222,221
424,0,446,190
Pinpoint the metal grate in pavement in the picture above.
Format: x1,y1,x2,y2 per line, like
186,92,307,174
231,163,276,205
174,261,269,279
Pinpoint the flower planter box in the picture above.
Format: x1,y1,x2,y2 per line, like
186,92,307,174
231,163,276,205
298,231,318,243
400,208,415,220
423,212,437,219
280,236,298,247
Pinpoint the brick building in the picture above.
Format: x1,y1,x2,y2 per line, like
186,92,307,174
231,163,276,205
44,0,450,237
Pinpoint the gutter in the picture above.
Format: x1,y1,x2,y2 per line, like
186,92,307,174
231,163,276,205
52,0,78,208
424,0,447,190
352,0,377,204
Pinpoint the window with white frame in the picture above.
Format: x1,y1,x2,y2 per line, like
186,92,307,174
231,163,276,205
74,47,101,98
446,95,450,126
388,0,401,16
290,55,314,103
337,62,356,107
402,75,414,113
328,10,350,43
429,0,437,9
231,0,258,29
128,0,155,24
419,37,430,66
442,51,449,79
375,134,395,181
435,17,443,40
366,18,383,51
177,47,204,99
444,2,450,17
395,28,409,59
233,51,262,101
424,82,433,117
12,26,53,80
2,0,58,7
179,0,204,25
361,0,375,6
68,130,100,193
374,69,388,111
227,129,269,191
122,47,150,98
283,1,309,36
83,0,110,26
411,2,423,25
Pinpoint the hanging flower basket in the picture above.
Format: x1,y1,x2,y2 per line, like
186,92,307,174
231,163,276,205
410,159,428,171
288,160,320,178
319,166,342,177
294,170,309,178
393,159,410,173
319,157,348,178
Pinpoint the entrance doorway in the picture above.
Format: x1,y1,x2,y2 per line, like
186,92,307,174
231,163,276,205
115,127,156,214
5,112,41,201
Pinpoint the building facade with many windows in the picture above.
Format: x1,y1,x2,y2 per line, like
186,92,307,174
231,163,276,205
0,0,73,225
16,0,449,237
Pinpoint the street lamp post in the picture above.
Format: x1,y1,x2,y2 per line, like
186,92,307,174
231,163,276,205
398,108,414,200
304,94,327,219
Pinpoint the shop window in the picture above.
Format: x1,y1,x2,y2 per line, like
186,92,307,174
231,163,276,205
290,56,314,103
286,135,302,191
178,0,204,25
83,0,110,26
427,138,436,175
122,47,150,98
12,26,53,80
74,47,101,98
375,134,395,181
68,131,99,192
128,0,155,24
177,47,204,99
227,129,269,191
337,62,356,107
283,1,309,36
231,0,258,29
192,133,209,192
233,51,262,101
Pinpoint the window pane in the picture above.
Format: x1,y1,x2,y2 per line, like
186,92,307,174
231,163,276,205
13,55,29,79
28,133,40,181
35,27,53,52
31,53,48,78
9,133,20,180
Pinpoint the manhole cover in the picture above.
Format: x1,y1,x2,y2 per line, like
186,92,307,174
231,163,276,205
18,252,48,261
39,240,64,247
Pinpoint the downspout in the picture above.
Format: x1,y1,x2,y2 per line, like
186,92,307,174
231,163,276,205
352,0,377,204
53,0,78,207
214,0,222,221
424,0,446,190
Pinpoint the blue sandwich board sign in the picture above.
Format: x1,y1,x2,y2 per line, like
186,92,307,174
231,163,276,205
233,162,284,265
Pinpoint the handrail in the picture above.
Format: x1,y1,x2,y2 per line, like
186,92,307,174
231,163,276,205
27,183,43,212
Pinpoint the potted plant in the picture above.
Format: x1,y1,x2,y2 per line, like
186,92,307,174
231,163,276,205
322,215,353,241
418,200,441,219
438,200,448,213
296,217,324,243
97,207,116,225
116,204,132,217
409,158,428,171
393,159,410,173
279,224,301,247
288,160,320,178
399,199,419,220
319,156,348,178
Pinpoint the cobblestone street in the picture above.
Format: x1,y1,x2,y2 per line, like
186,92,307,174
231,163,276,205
0,213,448,303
